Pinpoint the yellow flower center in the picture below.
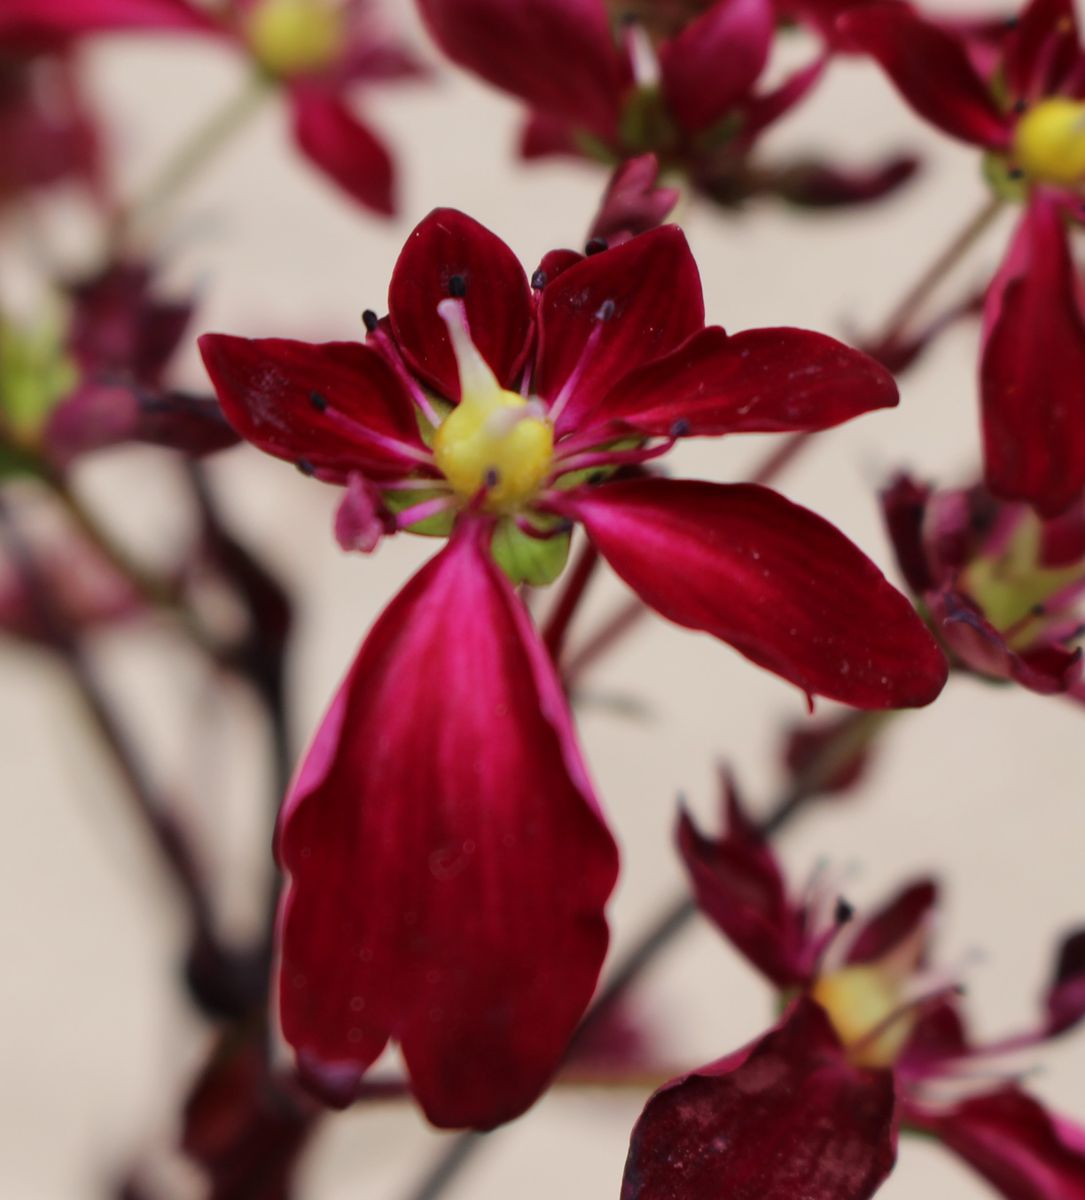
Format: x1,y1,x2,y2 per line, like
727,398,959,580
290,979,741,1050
433,300,553,513
810,965,914,1069
1013,98,1085,186
245,0,345,77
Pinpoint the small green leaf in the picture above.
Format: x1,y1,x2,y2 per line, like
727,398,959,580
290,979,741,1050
491,517,571,586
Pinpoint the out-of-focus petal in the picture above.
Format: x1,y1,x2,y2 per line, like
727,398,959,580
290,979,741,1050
981,193,1085,517
276,521,618,1129
1046,929,1085,1036
289,87,395,216
536,226,704,436
1004,0,1081,101
588,155,680,246
388,208,533,400
588,325,897,439
0,0,217,43
622,1000,897,1200
560,479,948,708
198,334,425,478
766,155,919,208
659,0,773,134
845,879,937,965
334,472,391,553
837,3,1010,148
677,779,810,987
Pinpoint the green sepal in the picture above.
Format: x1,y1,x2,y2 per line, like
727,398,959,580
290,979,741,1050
491,516,572,586
982,151,1028,203
0,318,76,439
382,487,455,537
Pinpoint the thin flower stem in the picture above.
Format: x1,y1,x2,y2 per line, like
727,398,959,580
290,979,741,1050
113,72,272,243
399,709,897,1200
542,541,600,665
869,193,1004,351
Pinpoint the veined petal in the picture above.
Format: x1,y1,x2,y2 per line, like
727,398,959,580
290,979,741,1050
416,0,628,139
289,88,395,216
982,194,1085,516
659,0,774,134
837,3,1010,148
276,521,618,1129
622,1000,897,1200
845,879,937,965
909,1088,1085,1199
198,334,425,478
1046,929,1085,1036
561,479,948,708
537,226,704,437
0,0,217,42
589,325,897,439
388,208,533,400
677,779,810,988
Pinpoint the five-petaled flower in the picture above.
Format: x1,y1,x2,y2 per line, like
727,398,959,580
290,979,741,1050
623,778,1085,1200
198,207,946,1130
840,0,1085,516
0,0,423,214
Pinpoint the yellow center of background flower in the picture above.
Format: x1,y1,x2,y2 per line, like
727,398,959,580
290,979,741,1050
810,964,914,1069
1013,97,1085,186
246,0,345,77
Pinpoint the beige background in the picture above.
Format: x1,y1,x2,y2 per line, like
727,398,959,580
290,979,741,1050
3,4,1085,1196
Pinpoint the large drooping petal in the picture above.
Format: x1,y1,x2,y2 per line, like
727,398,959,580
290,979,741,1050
198,334,426,479
536,227,705,437
0,0,216,43
587,325,897,440
677,781,811,988
276,521,619,1129
559,479,948,708
622,1000,897,1200
981,194,1085,517
289,87,395,216
416,0,628,140
1046,929,1085,1036
837,3,1010,148
388,208,533,400
659,0,774,134
910,1088,1085,1199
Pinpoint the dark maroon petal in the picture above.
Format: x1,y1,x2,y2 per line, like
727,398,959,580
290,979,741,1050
766,154,919,208
837,3,1010,148
982,194,1085,517
1041,501,1085,566
289,88,395,216
276,521,618,1129
416,0,628,139
588,155,680,247
659,0,773,134
900,1000,970,1069
737,57,824,144
846,879,937,965
880,474,939,594
0,0,216,43
388,208,533,400
622,1000,897,1200
783,710,875,799
589,325,897,439
1004,0,1081,100
909,1088,1085,1199
537,226,705,437
1046,929,1085,1036
562,479,948,708
677,780,810,987
519,111,581,160
198,334,424,479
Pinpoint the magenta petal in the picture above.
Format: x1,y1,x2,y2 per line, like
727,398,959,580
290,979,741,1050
537,227,705,436
845,879,937,965
590,325,897,439
622,1000,897,1200
289,88,395,216
837,3,1010,148
659,0,773,134
1046,929,1085,1036
334,472,390,553
0,0,216,42
911,1088,1085,1199
416,0,627,139
677,780,810,988
563,479,948,708
982,194,1085,516
198,334,424,479
276,522,619,1129
388,208,533,399
1004,0,1081,100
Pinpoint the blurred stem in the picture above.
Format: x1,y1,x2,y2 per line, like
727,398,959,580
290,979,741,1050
113,73,271,244
398,707,898,1200
870,193,1003,351
542,541,600,667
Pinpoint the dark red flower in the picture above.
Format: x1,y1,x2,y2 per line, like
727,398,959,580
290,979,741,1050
881,472,1085,696
0,0,423,214
840,0,1085,515
419,0,916,210
629,779,1085,1199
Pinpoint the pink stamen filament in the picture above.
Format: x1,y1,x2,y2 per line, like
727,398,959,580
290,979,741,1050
551,436,675,478
848,983,964,1060
514,515,573,541
319,405,434,466
393,495,459,529
547,317,609,429
366,325,445,429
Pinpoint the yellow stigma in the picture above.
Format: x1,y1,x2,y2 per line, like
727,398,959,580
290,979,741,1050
245,0,345,77
433,300,553,512
1013,98,1085,186
810,965,914,1069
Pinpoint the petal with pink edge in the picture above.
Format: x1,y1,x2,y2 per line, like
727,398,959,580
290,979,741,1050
1046,929,1085,1036
622,1000,897,1200
388,208,533,400
276,521,618,1129
560,479,948,708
